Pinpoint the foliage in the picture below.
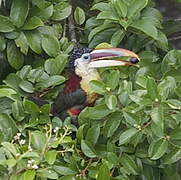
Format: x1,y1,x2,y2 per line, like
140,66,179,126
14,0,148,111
0,0,181,180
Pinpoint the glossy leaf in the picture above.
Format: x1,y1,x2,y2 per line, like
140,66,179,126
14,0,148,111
90,80,106,95
105,94,117,110
97,163,110,180
23,170,36,180
45,150,57,165
52,2,72,21
0,15,15,32
10,0,29,28
148,139,168,160
42,34,60,57
74,7,85,25
85,125,100,146
81,140,97,158
25,30,42,54
119,128,139,145
7,41,24,70
15,32,29,55
127,0,148,17
120,154,138,175
23,16,44,30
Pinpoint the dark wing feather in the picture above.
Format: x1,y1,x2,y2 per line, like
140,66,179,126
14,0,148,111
51,88,86,116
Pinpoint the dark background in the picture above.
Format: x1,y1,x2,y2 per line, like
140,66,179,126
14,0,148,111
156,0,181,49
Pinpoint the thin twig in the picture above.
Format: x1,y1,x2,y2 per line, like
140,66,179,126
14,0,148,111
169,36,181,41
81,158,93,177
68,12,77,44
63,19,67,37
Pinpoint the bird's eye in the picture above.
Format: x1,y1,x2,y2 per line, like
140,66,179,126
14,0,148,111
82,53,91,61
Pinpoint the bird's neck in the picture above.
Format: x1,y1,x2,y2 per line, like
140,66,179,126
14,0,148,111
78,68,100,104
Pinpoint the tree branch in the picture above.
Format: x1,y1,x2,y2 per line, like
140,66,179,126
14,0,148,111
68,12,77,44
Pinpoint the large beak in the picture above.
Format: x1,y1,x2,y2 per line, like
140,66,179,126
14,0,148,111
88,48,140,68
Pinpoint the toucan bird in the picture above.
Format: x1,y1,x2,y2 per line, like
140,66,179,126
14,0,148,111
30,45,139,123
49,46,140,122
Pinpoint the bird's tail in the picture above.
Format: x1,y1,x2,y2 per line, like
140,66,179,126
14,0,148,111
28,96,48,107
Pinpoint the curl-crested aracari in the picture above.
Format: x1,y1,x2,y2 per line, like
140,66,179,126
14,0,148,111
30,46,139,123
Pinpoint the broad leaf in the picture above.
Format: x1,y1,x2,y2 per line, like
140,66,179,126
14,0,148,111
74,7,85,25
10,0,29,28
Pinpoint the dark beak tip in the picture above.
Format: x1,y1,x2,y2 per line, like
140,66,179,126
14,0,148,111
130,57,139,64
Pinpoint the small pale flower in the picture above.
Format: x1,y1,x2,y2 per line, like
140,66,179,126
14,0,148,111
19,139,26,145
17,133,21,137
28,146,33,151
32,164,39,169
14,135,19,140
53,127,59,133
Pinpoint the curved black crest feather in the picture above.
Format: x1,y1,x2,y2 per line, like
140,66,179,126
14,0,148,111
69,47,93,71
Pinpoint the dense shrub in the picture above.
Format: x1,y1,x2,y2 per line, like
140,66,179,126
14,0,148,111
0,0,181,179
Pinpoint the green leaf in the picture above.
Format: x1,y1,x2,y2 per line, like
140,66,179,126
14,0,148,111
0,36,6,51
53,165,77,175
81,140,97,158
97,163,110,180
150,106,164,134
111,29,125,47
45,150,57,165
0,15,15,32
85,125,100,146
10,0,29,28
19,80,34,93
106,70,120,90
166,99,181,110
156,31,168,51
12,100,25,121
31,131,46,151
111,0,128,18
105,95,117,110
96,11,118,21
148,139,168,160
44,54,68,75
23,170,36,180
74,7,85,25
131,19,158,40
88,23,113,42
37,5,54,21
163,149,181,164
23,99,40,114
23,16,44,30
15,32,29,55
146,77,159,100
1,142,18,156
158,76,176,100
42,34,60,57
90,80,106,95
120,154,138,175
91,2,110,11
127,0,148,18
25,30,42,54
119,128,139,145
0,88,16,98
52,2,72,21
19,65,32,79
32,0,45,9
107,152,119,165
123,111,137,125
83,104,112,120
170,128,181,140
7,41,24,70
37,169,58,179
103,113,121,138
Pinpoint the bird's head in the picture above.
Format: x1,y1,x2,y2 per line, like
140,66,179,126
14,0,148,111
69,46,140,77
